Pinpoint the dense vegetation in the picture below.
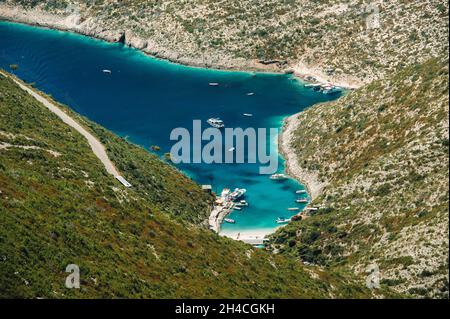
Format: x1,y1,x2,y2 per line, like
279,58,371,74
0,72,384,298
269,58,449,298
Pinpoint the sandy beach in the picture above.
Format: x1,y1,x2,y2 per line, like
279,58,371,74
292,61,363,90
220,228,278,244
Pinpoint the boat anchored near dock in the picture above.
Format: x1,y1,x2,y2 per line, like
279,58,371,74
208,187,248,232
228,188,247,201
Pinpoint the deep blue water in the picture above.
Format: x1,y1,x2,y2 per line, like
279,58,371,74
0,21,340,234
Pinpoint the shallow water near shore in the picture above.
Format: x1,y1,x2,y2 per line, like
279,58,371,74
0,21,341,235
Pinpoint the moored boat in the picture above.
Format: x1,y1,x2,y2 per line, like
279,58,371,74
224,218,235,223
235,200,249,207
228,188,246,201
304,83,320,88
207,118,225,128
276,217,291,224
321,84,342,94
239,200,248,206
296,198,308,203
270,173,288,180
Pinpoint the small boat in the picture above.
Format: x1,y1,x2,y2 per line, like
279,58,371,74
296,190,307,194
322,88,339,94
296,198,308,203
246,92,255,96
233,206,242,211
207,118,225,128
304,83,320,88
235,200,249,207
209,82,219,86
228,188,246,201
228,147,235,152
102,69,112,74
221,188,231,198
270,173,288,180
224,218,235,223
321,85,342,95
239,200,248,206
287,207,300,211
243,113,253,117
276,217,291,224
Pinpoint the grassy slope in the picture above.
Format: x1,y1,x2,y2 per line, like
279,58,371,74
269,58,449,298
0,72,384,298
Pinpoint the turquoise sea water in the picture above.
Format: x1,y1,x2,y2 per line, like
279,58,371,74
0,21,340,234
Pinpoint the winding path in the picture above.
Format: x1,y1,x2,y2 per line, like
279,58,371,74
2,71,120,177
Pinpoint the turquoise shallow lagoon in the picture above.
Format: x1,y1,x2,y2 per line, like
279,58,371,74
0,21,340,235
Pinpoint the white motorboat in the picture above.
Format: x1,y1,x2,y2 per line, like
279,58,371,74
270,173,288,180
322,85,342,95
239,200,249,206
276,217,291,224
228,188,246,201
207,118,225,128
304,83,321,88
235,200,249,207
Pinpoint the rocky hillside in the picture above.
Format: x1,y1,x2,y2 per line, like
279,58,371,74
0,71,385,298
0,0,448,87
270,58,449,298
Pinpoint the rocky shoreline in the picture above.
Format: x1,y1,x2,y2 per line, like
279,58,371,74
0,4,362,90
279,113,325,201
